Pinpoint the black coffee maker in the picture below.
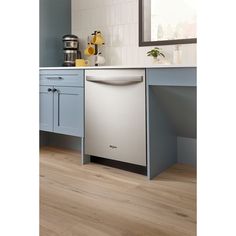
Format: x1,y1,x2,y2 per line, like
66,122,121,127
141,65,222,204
62,35,81,66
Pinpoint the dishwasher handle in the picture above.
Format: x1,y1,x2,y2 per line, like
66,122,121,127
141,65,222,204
86,75,143,85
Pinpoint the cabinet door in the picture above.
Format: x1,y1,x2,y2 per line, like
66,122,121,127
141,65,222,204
53,86,84,137
40,86,53,132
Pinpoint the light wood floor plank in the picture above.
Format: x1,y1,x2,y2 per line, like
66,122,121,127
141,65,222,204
40,146,196,236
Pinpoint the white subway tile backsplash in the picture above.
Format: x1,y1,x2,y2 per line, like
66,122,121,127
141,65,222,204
110,6,116,26
123,25,130,46
110,47,121,65
72,0,196,66
126,47,135,65
106,27,113,47
106,7,112,27
120,3,127,25
130,2,137,24
112,0,120,5
115,4,121,25
118,25,124,46
132,0,139,24
129,24,136,46
121,47,127,65
117,4,123,25
90,9,98,28
112,26,118,46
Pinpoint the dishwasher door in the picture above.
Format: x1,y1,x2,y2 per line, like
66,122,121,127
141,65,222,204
85,69,146,166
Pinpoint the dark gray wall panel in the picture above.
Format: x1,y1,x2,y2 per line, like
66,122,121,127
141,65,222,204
177,137,196,166
147,87,177,179
151,86,196,138
40,0,71,67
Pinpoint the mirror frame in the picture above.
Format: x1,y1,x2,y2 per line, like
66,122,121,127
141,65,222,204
138,0,197,46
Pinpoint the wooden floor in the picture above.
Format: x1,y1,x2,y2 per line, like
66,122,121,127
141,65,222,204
40,147,196,236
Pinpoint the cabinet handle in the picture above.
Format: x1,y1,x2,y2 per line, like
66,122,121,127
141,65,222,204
53,88,60,93
46,76,63,80
47,88,52,92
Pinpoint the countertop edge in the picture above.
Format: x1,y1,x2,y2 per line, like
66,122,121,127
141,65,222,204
40,65,197,70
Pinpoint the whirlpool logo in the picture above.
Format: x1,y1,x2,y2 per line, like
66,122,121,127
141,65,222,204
109,145,117,149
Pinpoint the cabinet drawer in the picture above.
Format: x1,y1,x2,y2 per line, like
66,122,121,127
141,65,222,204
40,69,84,87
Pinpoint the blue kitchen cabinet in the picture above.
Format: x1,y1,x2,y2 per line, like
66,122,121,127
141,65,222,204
40,86,54,132
53,86,84,137
39,69,84,138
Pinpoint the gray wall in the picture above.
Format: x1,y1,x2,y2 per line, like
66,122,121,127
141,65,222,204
40,0,71,67
177,137,196,166
151,86,196,167
148,87,177,178
151,86,196,138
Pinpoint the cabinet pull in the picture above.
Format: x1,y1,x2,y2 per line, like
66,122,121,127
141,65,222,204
53,88,60,93
46,76,63,80
58,93,60,126
47,88,52,92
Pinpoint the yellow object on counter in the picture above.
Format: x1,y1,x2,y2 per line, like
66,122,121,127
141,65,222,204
75,59,89,67
84,43,95,56
91,32,105,45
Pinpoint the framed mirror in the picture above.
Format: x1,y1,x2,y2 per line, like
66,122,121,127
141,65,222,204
139,0,197,46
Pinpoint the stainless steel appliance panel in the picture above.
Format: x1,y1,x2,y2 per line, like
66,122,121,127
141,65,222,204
85,69,146,166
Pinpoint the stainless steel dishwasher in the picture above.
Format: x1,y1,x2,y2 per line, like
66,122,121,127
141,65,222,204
85,69,146,167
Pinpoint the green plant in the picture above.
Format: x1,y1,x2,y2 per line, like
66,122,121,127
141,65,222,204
147,47,165,58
